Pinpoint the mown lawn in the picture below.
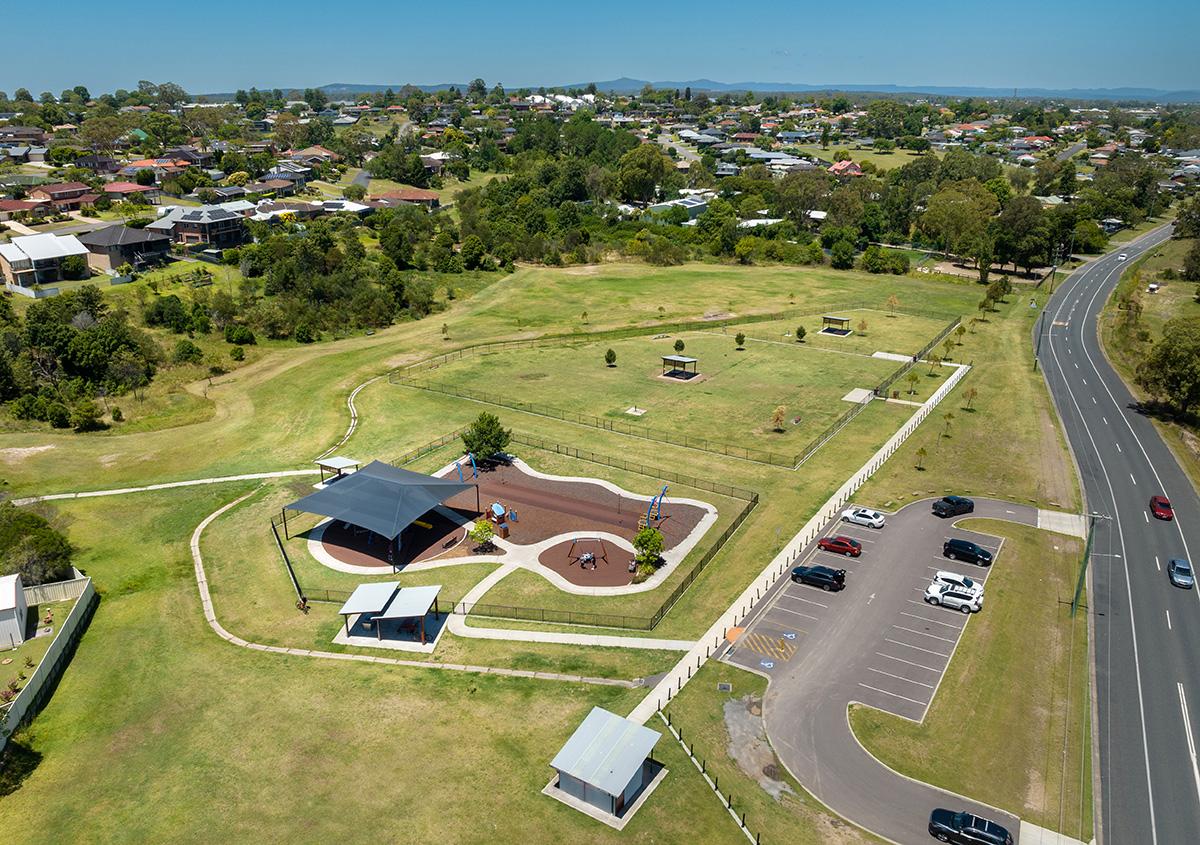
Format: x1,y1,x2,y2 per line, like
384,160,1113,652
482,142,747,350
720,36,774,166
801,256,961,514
850,520,1092,839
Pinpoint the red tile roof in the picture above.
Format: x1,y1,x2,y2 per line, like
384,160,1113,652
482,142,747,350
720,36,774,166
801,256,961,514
104,181,157,194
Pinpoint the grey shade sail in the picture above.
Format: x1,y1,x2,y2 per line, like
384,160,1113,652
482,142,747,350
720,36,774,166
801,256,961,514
287,460,473,540
550,707,661,797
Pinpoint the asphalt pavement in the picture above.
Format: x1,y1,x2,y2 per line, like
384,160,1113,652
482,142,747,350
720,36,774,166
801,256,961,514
724,498,1037,843
1038,225,1200,845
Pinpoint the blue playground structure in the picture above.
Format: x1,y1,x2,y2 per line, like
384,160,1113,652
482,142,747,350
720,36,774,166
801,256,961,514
456,452,480,483
642,485,669,527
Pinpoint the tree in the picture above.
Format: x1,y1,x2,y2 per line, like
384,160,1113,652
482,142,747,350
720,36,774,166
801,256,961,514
461,412,511,459
604,348,617,367
955,324,967,345
734,236,756,264
673,339,685,354
963,387,979,411
771,405,787,432
994,195,1049,274
0,503,74,586
795,325,806,343
820,124,831,149
915,446,928,470
1136,318,1200,415
468,521,495,552
460,234,486,270
906,370,920,395
633,526,665,568
342,183,366,201
941,338,954,361
1183,241,1200,283
735,332,746,349
919,181,998,258
941,411,955,438
886,294,900,316
70,400,104,432
857,319,868,336
616,143,670,203
830,239,855,269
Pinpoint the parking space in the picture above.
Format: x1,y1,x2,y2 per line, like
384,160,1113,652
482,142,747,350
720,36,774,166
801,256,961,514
725,500,1011,719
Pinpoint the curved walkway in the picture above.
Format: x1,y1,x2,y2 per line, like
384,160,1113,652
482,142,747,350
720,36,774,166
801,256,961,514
12,469,320,506
189,493,636,687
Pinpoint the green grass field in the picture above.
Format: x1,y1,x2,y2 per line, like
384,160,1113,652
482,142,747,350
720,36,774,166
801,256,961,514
785,144,943,172
850,520,1092,839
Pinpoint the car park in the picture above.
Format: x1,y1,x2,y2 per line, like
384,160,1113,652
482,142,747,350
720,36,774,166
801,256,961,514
818,535,862,557
943,538,993,566
842,507,886,528
924,582,982,613
1168,558,1195,589
791,564,846,591
1149,495,1174,520
931,570,983,596
928,808,1013,845
932,496,974,518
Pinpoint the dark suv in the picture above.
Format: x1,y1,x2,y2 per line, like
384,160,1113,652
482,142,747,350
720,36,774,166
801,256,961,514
933,496,975,518
791,565,846,591
928,808,1012,844
943,538,993,566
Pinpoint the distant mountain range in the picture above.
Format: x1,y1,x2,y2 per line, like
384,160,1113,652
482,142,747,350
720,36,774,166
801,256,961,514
203,79,1200,104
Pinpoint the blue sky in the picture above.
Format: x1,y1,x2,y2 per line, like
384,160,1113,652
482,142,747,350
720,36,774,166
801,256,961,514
4,0,1197,95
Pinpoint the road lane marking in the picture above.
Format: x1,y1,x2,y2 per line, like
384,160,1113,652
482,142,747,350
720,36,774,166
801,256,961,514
858,683,927,706
1166,610,1171,630
892,624,957,644
1115,442,1122,452
876,652,940,672
867,667,934,689
1155,556,1161,571
1103,416,1108,424
1130,473,1137,485
884,638,949,658
1178,683,1200,812
900,611,963,630
1145,512,1149,523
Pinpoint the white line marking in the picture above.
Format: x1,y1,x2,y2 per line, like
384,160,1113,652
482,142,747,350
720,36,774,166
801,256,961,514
892,624,957,644
781,594,828,609
884,638,949,658
1130,473,1137,485
899,611,963,630
858,683,928,706
1155,556,1161,572
1145,512,1149,523
875,652,940,673
1166,610,1172,630
1116,442,1122,453
867,667,935,688
1178,683,1200,811
770,605,819,622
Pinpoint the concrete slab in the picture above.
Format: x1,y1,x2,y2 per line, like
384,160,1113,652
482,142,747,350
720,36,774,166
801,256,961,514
541,765,668,830
1037,509,1088,539
1019,820,1090,845
841,387,874,403
872,351,915,363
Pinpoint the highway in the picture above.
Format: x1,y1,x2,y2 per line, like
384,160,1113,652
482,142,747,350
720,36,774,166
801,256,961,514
1038,225,1200,845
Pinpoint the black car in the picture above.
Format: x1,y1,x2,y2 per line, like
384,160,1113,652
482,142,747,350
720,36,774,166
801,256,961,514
943,538,993,566
928,808,1013,845
933,496,975,518
791,565,846,591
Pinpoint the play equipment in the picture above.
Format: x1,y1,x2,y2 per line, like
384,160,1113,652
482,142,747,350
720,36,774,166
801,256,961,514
568,537,609,569
638,485,670,529
455,453,480,483
412,519,433,530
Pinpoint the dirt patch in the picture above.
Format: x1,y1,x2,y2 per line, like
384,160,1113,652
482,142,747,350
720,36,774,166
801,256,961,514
724,695,794,801
0,445,54,464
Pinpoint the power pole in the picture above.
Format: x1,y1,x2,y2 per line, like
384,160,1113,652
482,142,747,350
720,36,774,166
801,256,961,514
1072,512,1110,616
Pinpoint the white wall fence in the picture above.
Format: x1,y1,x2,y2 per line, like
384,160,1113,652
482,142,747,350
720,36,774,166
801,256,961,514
22,575,90,606
629,363,970,724
0,577,97,751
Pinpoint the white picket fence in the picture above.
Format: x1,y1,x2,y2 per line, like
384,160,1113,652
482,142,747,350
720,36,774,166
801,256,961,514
629,363,970,723
0,577,96,749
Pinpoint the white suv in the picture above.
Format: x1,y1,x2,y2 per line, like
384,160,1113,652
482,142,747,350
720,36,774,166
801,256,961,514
924,582,983,613
841,507,885,529
931,570,983,597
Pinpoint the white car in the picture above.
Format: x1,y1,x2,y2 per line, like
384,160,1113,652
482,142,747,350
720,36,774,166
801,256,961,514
924,582,983,613
1118,253,1128,261
841,507,886,529
931,570,984,597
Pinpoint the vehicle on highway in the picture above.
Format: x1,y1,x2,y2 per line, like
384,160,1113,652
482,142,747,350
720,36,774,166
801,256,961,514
932,496,975,518
1168,558,1195,589
928,808,1013,844
943,538,993,566
791,565,846,591
1149,495,1174,520
924,582,983,613
841,507,885,528
931,570,983,596
1118,253,1128,261
818,535,862,557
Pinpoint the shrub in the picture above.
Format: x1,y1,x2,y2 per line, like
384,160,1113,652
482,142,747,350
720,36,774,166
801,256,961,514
294,322,317,343
229,346,245,362
70,400,105,432
604,348,617,367
111,406,123,422
461,412,512,459
224,324,256,345
46,403,71,429
830,239,855,269
172,339,204,364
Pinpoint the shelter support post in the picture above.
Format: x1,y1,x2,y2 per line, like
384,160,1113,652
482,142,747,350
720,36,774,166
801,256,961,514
281,508,289,540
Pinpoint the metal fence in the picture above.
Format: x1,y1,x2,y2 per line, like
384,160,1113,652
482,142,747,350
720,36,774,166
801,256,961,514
873,316,962,397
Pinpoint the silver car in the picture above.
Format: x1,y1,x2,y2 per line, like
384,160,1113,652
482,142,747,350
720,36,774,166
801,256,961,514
932,570,984,597
924,582,983,613
1168,558,1194,589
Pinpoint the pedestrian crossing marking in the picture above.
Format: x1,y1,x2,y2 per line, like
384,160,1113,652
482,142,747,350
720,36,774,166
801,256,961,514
740,632,798,660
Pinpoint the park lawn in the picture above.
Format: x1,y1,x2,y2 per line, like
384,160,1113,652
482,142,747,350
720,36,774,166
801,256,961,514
850,520,1092,840
403,327,901,455
737,308,957,359
0,485,751,845
665,662,880,845
786,143,942,172
858,287,1080,511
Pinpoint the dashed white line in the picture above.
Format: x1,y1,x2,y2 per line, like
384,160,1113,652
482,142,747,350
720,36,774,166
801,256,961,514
1178,683,1200,811
867,667,935,689
1130,473,1137,485
899,610,963,630
884,638,949,658
1145,512,1150,523
875,652,940,673
1166,610,1172,630
892,624,957,644
1155,556,1161,572
858,683,928,707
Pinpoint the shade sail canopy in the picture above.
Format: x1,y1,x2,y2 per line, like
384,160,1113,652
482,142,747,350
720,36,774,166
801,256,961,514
288,460,473,540
337,581,400,617
377,585,441,620
551,707,661,797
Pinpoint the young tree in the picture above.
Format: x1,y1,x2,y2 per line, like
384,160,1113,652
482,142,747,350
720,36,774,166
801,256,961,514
469,521,495,552
886,293,900,316
915,446,928,470
795,325,806,343
735,332,746,349
927,354,942,376
633,526,665,568
461,412,511,459
906,370,920,395
963,386,979,411
771,405,787,431
857,319,868,336
604,348,617,367
942,411,955,438
955,324,967,345
673,339,685,354
941,338,954,361
580,310,589,324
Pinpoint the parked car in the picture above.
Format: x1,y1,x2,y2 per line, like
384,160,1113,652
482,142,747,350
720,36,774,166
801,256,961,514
1149,495,1174,520
924,582,983,613
818,535,863,557
1168,558,1195,589
943,538,993,566
791,565,846,591
928,808,1013,845
931,570,983,596
841,507,885,529
932,495,975,518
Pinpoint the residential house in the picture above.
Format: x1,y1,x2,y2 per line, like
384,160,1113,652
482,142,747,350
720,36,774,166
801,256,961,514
0,233,90,288
0,125,46,144
647,195,708,220
27,181,100,211
245,178,297,197
0,198,51,221
75,153,120,174
103,181,162,204
164,145,215,168
828,160,863,177
118,158,192,183
146,204,249,248
290,145,341,165
77,224,171,272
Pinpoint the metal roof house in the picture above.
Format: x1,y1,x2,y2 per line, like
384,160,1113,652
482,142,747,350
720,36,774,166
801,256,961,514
0,573,28,649
0,233,89,290
545,707,664,829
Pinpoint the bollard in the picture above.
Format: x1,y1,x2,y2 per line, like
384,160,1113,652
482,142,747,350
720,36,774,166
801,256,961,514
714,775,718,791
697,655,701,668
741,811,746,827
688,666,691,679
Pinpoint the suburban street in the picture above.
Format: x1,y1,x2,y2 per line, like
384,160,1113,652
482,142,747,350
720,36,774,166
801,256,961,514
1038,225,1200,845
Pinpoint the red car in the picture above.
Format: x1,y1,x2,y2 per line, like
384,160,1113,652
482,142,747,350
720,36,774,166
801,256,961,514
818,535,863,557
1150,495,1174,521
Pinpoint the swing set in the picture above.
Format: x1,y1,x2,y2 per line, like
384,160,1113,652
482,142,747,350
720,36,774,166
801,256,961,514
568,536,609,569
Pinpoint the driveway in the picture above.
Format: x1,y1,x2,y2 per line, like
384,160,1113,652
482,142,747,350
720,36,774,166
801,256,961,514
725,498,1036,843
